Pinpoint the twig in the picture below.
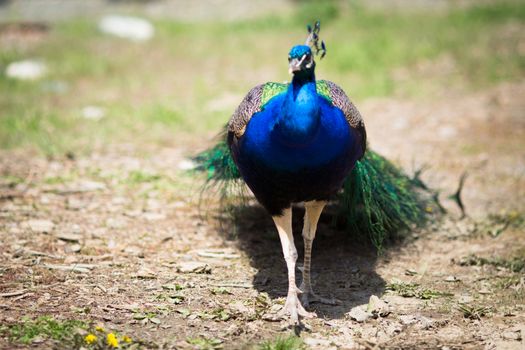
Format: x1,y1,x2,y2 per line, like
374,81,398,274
42,264,92,273
411,164,430,190
197,251,240,259
209,282,253,289
12,293,34,301
432,192,447,214
449,172,468,218
14,248,63,260
0,290,27,298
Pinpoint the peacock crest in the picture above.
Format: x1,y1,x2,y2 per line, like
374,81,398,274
305,20,326,59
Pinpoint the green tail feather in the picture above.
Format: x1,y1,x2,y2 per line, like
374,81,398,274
336,150,428,250
193,132,245,207
194,135,432,250
194,134,240,182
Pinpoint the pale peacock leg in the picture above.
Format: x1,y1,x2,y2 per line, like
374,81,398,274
272,207,316,324
300,201,337,307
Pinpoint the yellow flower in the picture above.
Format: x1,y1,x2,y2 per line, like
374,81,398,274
95,325,105,332
84,334,97,344
107,333,119,348
122,335,132,343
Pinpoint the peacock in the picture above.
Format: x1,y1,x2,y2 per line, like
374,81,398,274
195,22,429,324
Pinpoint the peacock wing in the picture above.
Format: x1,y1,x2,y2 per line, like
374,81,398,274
316,80,367,158
228,82,288,139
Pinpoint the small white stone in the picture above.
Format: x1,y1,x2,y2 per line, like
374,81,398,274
399,315,417,325
501,331,520,340
81,106,105,120
303,337,332,347
444,275,460,282
6,60,46,80
176,261,210,274
26,219,54,233
99,15,154,41
367,295,390,317
438,125,457,139
347,306,370,322
178,159,195,170
143,212,166,221
106,217,126,229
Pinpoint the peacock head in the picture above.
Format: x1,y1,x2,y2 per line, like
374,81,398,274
288,45,314,75
288,21,326,76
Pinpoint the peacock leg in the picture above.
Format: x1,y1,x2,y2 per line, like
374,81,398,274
273,208,316,324
300,201,337,307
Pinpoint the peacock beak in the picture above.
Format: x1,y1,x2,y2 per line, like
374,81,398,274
288,58,302,74
288,54,309,75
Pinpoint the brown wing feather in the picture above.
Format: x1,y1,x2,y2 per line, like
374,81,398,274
227,84,265,139
324,80,367,158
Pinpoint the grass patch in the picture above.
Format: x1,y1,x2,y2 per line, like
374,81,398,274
458,253,525,273
186,336,223,349
0,174,25,187
494,275,523,290
0,316,88,344
125,170,163,184
386,281,453,299
485,211,525,237
0,316,144,349
259,335,305,350
457,304,492,320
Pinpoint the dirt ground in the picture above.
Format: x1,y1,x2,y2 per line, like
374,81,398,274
1,79,524,349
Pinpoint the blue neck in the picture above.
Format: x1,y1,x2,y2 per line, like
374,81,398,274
275,71,319,145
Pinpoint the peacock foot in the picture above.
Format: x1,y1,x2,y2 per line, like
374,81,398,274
299,286,338,308
278,291,316,324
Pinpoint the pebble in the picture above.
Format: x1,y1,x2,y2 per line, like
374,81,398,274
303,337,333,348
99,15,154,41
106,217,127,229
178,159,195,170
55,180,106,194
399,315,417,325
66,197,87,210
228,300,251,314
176,261,211,274
81,106,105,120
444,275,460,282
56,233,82,242
347,306,371,322
6,59,46,80
143,212,166,221
65,244,82,253
501,331,521,341
134,267,157,279
399,314,434,329
26,219,54,233
438,125,457,139
367,295,391,317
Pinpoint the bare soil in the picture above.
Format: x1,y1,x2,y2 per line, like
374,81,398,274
1,80,524,349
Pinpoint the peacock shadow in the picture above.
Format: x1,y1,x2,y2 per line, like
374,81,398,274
221,203,387,320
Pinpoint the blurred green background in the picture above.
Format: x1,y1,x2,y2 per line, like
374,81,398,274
0,0,523,155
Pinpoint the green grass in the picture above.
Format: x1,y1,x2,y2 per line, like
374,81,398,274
186,336,223,349
459,253,525,273
0,316,88,344
386,281,454,299
259,335,305,350
1,1,524,154
457,304,492,320
0,316,146,349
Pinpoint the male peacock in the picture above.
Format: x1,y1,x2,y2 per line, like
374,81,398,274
196,22,429,324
